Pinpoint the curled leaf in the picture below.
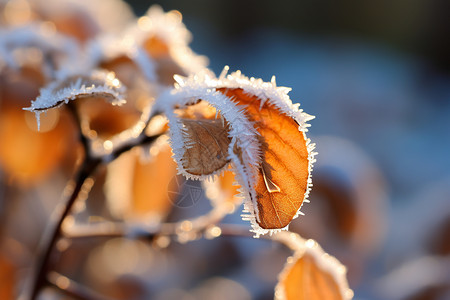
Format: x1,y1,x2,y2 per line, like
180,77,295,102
87,36,158,85
181,118,231,176
24,69,126,130
154,72,260,182
218,87,313,230
156,68,315,236
274,233,353,300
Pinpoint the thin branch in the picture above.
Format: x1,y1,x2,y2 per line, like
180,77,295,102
29,157,101,300
67,102,90,155
62,222,130,240
28,107,164,300
47,272,113,300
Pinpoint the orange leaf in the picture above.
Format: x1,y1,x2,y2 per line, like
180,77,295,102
203,168,242,209
132,141,177,217
218,88,311,229
217,169,241,205
143,36,170,59
105,137,177,221
131,6,207,84
49,9,100,43
0,254,16,300
275,236,353,300
143,32,185,85
77,98,142,139
0,105,76,183
156,69,315,235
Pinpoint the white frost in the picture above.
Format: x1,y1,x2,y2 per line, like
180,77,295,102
24,69,126,130
84,35,158,84
126,5,208,76
0,23,80,79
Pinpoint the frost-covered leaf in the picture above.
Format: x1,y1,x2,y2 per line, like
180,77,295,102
155,68,315,236
154,71,260,183
274,233,353,300
181,118,231,176
37,0,134,41
126,5,207,84
0,24,79,79
87,36,158,85
217,87,314,231
0,0,134,41
105,136,177,222
24,69,126,130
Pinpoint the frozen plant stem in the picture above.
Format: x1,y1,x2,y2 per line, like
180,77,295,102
28,107,163,300
67,102,90,155
29,156,101,300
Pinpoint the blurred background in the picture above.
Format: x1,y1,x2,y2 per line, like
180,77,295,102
127,1,450,299
1,0,450,299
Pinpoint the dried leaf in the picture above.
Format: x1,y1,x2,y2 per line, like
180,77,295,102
99,54,153,94
157,91,251,181
128,5,207,83
0,66,46,106
203,168,242,210
218,87,313,230
77,98,142,139
275,235,353,300
181,118,231,176
49,8,100,42
105,137,177,221
0,104,76,182
143,36,170,59
0,25,80,78
24,69,126,130
155,68,315,235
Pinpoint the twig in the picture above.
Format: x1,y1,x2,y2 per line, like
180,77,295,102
64,222,257,243
28,106,163,300
67,102,90,156
29,157,101,300
64,201,241,243
47,271,113,300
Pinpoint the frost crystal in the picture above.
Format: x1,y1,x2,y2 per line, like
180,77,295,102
24,69,126,130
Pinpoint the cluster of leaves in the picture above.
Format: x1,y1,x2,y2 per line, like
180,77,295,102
0,0,353,299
